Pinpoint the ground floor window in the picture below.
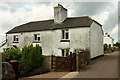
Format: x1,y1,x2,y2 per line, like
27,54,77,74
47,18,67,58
61,49,69,57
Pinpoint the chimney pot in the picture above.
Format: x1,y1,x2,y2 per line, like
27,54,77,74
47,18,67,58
58,3,63,7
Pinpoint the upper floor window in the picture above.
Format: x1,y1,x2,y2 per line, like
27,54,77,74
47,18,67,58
62,29,69,40
34,34,40,41
13,35,19,42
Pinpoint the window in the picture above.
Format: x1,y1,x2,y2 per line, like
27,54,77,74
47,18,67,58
62,49,64,56
61,49,69,57
62,29,69,39
13,35,19,42
34,34,40,41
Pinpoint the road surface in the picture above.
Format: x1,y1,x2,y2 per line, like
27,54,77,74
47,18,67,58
74,51,118,78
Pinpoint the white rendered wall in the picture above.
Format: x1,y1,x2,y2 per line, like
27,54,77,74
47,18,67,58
104,37,114,47
6,27,90,56
90,22,104,58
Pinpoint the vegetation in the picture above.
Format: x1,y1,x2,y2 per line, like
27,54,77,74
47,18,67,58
115,42,120,49
79,49,91,69
2,48,21,61
2,44,45,77
65,48,70,53
19,44,44,76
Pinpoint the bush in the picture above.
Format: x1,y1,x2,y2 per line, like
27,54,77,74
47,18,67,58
2,48,21,61
79,49,91,69
19,44,44,76
2,44,45,77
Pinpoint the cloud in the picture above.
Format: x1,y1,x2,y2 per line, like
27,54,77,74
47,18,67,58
110,24,118,35
103,6,118,32
66,2,111,17
0,2,119,43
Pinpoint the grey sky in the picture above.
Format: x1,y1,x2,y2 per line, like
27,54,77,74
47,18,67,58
0,1,119,43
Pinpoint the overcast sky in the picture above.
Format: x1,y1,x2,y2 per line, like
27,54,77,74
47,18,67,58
0,1,119,43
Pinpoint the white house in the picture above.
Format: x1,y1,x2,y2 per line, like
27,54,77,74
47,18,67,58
0,4,104,58
104,33,114,48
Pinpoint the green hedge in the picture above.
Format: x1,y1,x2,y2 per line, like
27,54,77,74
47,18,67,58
2,44,44,77
2,48,21,61
18,44,44,77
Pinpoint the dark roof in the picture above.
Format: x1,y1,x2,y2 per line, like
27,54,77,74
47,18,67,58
6,16,102,34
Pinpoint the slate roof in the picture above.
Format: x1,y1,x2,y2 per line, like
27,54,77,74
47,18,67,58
6,16,102,34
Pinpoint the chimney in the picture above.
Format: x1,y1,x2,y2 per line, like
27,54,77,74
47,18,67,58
54,4,67,23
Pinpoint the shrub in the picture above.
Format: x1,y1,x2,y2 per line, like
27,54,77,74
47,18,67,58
79,49,91,69
19,44,44,76
2,48,21,61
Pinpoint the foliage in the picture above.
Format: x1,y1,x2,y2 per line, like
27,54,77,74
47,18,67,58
19,44,44,76
65,48,70,53
1,44,45,77
2,48,21,61
79,49,91,69
85,49,91,65
18,61,32,76
115,42,120,49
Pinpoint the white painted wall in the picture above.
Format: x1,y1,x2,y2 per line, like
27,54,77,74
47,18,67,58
6,27,90,56
6,23,103,58
7,31,54,55
0,43,7,53
104,37,114,47
52,27,90,56
90,22,104,58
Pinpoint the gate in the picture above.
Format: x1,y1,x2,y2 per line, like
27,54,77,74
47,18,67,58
51,52,76,71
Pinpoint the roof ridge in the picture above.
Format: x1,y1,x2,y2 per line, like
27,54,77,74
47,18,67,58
67,16,94,20
29,19,53,23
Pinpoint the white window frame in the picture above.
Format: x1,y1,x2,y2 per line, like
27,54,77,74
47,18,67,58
62,29,69,40
13,35,19,42
34,34,40,41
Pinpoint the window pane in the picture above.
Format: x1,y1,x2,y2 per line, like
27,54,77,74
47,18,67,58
66,32,69,39
13,36,16,41
35,35,37,40
66,52,68,56
16,38,19,41
38,37,40,41
62,49,64,56
62,30,64,39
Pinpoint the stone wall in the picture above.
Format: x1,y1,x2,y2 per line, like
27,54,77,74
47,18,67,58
2,62,15,80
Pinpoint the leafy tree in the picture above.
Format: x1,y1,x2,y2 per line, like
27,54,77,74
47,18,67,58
115,42,120,48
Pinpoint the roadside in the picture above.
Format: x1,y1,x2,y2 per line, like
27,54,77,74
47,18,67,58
19,72,69,80
74,51,118,78
19,51,119,80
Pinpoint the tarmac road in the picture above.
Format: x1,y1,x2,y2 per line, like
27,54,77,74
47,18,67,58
74,51,119,78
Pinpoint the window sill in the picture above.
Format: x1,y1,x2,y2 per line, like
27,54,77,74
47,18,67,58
12,41,19,43
33,41,41,43
60,40,70,42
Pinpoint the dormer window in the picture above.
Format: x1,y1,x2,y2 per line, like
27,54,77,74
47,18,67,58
34,34,40,41
13,35,19,42
62,29,69,40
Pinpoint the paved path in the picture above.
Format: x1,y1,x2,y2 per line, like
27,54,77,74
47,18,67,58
74,51,118,78
19,72,69,80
